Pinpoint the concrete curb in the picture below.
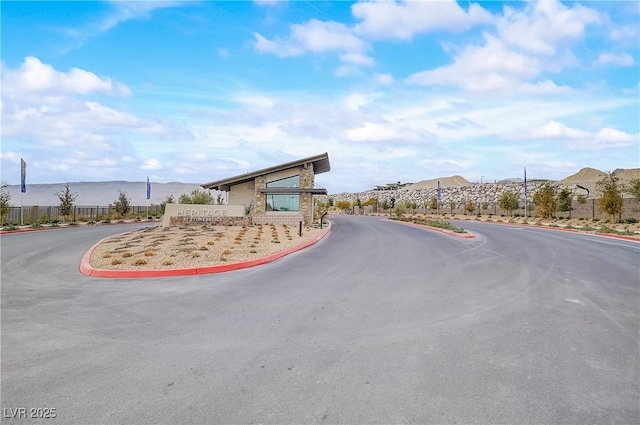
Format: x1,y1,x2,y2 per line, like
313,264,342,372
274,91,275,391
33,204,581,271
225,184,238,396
388,219,475,239
79,222,332,279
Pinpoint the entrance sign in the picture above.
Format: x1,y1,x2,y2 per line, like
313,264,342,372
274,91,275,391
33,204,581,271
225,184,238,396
162,204,244,227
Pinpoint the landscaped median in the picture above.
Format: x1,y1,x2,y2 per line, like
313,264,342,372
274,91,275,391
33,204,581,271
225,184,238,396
388,217,475,239
388,214,640,242
80,222,331,278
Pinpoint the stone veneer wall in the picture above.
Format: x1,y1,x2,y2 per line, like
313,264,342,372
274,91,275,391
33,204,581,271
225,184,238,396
254,176,266,216
252,214,305,226
299,164,314,225
319,181,640,219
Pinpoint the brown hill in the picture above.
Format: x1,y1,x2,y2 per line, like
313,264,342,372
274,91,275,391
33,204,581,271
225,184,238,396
560,167,607,185
613,168,640,182
405,175,471,190
561,167,639,184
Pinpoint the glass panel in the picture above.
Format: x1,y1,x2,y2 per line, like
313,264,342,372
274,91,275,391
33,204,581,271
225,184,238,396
266,175,299,188
266,194,299,211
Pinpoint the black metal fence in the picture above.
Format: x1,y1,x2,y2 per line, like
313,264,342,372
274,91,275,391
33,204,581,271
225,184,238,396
5,205,163,225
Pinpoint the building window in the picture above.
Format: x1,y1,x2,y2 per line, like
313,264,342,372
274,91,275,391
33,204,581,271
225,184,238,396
265,175,300,211
266,194,299,211
266,175,299,188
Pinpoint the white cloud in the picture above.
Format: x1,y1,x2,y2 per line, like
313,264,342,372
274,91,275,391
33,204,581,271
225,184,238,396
252,19,373,74
497,0,601,56
374,73,394,86
529,121,591,139
352,0,493,40
339,52,374,67
2,57,128,98
253,19,367,57
405,0,601,96
419,158,474,171
512,121,638,150
141,159,164,170
596,52,635,67
91,1,187,39
346,121,424,144
1,57,192,178
609,25,639,42
88,158,118,167
406,34,571,95
253,0,283,7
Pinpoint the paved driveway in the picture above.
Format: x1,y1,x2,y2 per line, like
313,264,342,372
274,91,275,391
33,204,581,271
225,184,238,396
1,216,638,424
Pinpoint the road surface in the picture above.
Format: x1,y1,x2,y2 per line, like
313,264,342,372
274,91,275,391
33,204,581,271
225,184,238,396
1,216,638,424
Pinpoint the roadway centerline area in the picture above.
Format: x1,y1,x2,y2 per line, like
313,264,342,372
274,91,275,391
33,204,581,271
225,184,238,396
1,216,638,424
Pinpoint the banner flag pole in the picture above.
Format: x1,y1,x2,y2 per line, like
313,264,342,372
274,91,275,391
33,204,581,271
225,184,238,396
20,158,26,225
146,177,151,219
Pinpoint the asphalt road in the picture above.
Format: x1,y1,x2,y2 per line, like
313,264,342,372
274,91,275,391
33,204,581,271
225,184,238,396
1,217,638,424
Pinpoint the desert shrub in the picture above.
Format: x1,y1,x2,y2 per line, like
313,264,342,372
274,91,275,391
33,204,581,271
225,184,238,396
111,259,123,265
133,259,147,266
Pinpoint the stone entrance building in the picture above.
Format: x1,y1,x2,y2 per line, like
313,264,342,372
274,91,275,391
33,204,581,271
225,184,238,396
202,153,330,226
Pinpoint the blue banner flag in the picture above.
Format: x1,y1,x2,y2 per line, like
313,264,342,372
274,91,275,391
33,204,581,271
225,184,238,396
437,180,441,200
146,177,151,200
524,167,528,196
20,158,26,193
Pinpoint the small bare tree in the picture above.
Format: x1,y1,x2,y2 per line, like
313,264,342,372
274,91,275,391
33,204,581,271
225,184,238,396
56,182,78,223
114,190,131,219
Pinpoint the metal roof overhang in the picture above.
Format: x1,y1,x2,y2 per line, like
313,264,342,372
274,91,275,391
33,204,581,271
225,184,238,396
202,153,330,192
256,188,328,195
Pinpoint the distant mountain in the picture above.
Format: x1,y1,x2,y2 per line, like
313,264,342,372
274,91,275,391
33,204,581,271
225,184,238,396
4,181,218,206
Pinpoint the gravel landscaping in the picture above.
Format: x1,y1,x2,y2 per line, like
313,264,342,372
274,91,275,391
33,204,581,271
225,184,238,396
88,223,325,270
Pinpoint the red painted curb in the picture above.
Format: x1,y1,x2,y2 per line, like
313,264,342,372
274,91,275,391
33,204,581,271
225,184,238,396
80,223,332,279
388,219,475,239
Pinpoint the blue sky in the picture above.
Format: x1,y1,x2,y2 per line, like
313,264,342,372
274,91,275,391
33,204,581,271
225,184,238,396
1,0,638,193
